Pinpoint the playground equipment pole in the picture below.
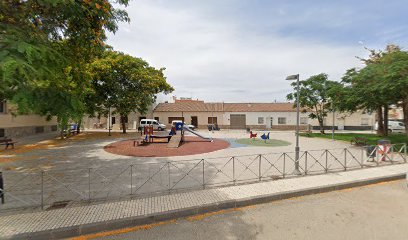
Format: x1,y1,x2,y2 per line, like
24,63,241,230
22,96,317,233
286,74,301,175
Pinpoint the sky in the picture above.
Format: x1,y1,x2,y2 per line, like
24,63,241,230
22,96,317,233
106,0,408,103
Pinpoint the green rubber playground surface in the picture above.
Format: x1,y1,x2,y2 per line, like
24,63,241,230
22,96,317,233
235,138,291,147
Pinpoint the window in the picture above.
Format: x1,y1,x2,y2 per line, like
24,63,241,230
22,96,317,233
154,117,159,122
146,120,152,124
258,117,264,124
300,117,308,124
278,117,286,124
361,118,369,126
141,120,146,124
111,117,116,124
0,101,5,113
208,117,217,124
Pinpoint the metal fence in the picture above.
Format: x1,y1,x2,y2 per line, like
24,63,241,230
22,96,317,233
0,143,406,211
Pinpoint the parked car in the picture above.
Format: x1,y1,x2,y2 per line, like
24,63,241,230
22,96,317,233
139,119,166,131
374,120,405,133
171,120,195,130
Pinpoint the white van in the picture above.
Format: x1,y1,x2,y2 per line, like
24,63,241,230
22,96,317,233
375,120,405,133
388,121,405,133
139,119,166,131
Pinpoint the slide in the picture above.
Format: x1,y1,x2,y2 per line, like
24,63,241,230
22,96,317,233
183,126,213,142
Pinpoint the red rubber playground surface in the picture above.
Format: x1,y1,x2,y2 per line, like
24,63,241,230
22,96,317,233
104,136,230,157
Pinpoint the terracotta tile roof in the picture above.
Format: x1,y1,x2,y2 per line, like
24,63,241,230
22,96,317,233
154,102,297,112
224,103,296,112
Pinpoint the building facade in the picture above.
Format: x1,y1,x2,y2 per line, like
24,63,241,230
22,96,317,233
0,101,58,138
153,98,376,131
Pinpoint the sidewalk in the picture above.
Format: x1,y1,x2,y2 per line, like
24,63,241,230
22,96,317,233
1,164,407,239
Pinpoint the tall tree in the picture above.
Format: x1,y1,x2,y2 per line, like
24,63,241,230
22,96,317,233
380,50,408,136
0,0,130,137
287,73,338,134
88,51,174,133
335,45,405,136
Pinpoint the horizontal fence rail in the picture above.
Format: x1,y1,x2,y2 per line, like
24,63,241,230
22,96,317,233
0,143,406,211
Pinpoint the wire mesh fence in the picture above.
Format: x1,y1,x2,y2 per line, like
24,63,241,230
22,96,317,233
0,143,406,212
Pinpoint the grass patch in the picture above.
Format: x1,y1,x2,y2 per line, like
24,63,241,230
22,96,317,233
235,138,291,147
300,132,408,145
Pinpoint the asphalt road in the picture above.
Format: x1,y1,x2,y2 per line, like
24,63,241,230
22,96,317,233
77,179,408,240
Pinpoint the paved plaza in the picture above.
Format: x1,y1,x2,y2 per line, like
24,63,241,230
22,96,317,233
0,164,407,239
0,130,406,211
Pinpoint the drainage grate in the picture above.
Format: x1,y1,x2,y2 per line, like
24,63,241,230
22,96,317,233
47,200,70,210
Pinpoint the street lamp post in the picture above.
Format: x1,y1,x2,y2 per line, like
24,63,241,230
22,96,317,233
332,101,335,141
286,74,301,175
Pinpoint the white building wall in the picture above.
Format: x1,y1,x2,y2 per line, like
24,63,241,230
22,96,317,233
223,112,310,126
309,110,375,129
153,112,224,128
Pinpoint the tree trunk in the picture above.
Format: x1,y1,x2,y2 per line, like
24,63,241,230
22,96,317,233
318,118,325,134
76,119,81,134
377,107,384,136
57,117,64,140
120,115,127,134
384,104,389,136
402,98,408,137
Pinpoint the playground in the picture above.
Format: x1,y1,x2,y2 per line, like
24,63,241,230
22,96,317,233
103,124,293,157
104,137,230,157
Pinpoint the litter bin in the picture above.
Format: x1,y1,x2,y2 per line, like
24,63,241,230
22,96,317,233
377,139,391,161
377,139,391,145
366,145,376,158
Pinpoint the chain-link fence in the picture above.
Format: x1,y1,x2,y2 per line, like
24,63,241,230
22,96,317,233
0,143,406,212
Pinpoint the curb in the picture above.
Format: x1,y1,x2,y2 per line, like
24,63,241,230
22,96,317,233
8,173,406,240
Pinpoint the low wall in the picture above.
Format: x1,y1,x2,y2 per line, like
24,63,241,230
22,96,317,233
0,125,58,138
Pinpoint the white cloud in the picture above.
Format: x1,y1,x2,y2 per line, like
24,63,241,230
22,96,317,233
107,1,368,102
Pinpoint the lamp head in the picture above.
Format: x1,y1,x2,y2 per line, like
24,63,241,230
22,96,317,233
286,74,299,80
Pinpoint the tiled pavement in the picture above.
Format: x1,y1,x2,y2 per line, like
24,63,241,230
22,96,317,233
1,163,407,239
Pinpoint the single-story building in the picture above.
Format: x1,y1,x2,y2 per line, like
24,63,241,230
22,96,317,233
0,101,58,138
153,98,376,131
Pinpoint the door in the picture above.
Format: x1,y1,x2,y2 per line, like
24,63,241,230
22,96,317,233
266,117,273,129
230,114,246,129
191,116,198,128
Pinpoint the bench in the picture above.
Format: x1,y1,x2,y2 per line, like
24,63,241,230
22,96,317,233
0,138,17,149
350,137,368,146
150,135,172,143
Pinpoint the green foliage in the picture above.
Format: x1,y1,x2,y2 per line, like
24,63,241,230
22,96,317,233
334,45,408,136
0,0,130,137
300,133,408,145
287,73,338,133
235,138,291,147
88,51,174,133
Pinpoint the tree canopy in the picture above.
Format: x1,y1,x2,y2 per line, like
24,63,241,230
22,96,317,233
0,0,130,136
287,73,339,134
88,51,174,133
333,45,408,136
